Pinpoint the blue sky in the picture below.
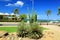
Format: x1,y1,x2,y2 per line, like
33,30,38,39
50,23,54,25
0,0,60,20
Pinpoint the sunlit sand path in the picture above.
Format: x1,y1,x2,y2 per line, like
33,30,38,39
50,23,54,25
41,25,60,32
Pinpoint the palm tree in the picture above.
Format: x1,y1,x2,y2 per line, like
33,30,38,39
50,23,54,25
58,7,60,15
57,7,60,23
14,8,19,16
46,9,51,25
13,8,19,21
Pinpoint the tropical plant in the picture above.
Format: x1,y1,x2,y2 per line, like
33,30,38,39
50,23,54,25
58,7,60,15
19,14,27,21
46,9,51,25
17,22,43,39
14,8,19,15
30,16,34,23
17,21,26,37
57,7,60,23
33,13,37,22
29,22,43,39
30,9,37,23
13,8,19,21
17,21,31,37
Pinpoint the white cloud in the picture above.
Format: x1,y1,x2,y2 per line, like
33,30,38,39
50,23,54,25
14,1,24,6
0,12,13,15
10,13,14,15
5,1,24,7
0,12,4,15
6,3,13,6
5,13,9,15
0,12,9,15
0,12,15,15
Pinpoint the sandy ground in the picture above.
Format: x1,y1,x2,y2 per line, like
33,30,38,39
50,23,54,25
41,25,60,32
40,30,60,40
40,25,60,40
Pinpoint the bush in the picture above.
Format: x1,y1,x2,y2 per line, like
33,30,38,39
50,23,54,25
28,22,43,39
17,22,43,39
17,21,30,37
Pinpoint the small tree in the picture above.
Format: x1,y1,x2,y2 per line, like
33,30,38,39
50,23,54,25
46,9,51,25
19,14,27,21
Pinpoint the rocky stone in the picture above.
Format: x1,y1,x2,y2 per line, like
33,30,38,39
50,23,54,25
0,31,8,38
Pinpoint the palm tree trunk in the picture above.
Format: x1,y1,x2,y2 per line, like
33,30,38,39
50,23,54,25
47,15,49,25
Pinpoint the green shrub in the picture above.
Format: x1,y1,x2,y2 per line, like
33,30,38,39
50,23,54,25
17,22,43,39
17,21,30,37
28,22,43,39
